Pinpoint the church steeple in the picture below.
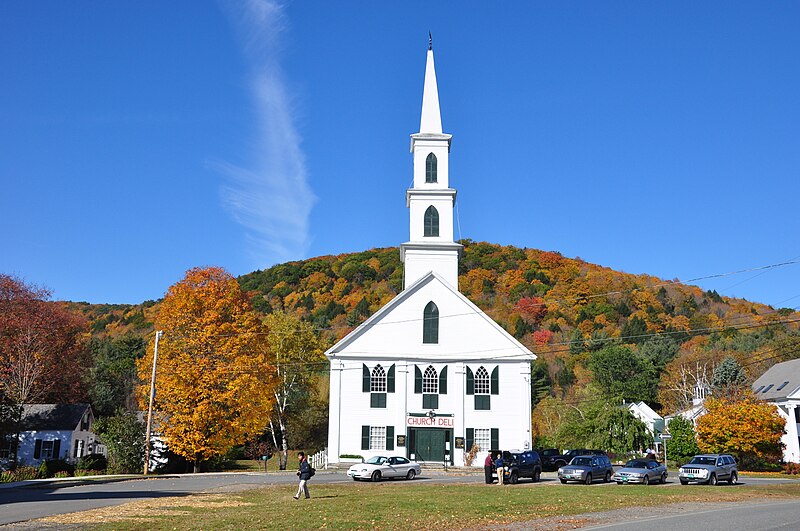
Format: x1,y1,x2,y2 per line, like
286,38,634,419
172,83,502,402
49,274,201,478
400,43,462,290
419,44,443,135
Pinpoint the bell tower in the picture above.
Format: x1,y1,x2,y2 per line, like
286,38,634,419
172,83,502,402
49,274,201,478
400,41,462,290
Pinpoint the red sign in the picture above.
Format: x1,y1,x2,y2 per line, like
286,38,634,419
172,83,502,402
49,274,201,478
406,416,454,428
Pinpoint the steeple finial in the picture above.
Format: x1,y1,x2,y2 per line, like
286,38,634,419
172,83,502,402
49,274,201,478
419,40,442,134
429,32,432,51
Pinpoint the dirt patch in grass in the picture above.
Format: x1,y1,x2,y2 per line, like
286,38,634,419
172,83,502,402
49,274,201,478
37,494,253,525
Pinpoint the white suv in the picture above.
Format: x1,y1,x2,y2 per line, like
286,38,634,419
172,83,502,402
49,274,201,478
678,454,738,485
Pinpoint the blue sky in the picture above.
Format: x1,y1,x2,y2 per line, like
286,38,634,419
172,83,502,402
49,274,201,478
1,1,798,308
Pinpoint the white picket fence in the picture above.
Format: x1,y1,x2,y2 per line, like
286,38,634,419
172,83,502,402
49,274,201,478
310,448,328,470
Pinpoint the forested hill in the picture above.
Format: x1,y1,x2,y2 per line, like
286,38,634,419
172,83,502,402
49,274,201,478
238,240,800,414
70,240,800,415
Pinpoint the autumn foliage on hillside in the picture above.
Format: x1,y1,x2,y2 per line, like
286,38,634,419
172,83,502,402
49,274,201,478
237,240,800,419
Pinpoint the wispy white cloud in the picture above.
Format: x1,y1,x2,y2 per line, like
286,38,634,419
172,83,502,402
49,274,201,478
218,0,316,266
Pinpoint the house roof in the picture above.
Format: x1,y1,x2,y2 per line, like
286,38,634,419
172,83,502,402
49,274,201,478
752,358,800,401
628,401,663,421
325,271,533,361
21,403,91,431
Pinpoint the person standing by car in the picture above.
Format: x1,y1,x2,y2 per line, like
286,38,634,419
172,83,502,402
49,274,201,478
484,452,494,484
294,452,311,500
495,453,505,486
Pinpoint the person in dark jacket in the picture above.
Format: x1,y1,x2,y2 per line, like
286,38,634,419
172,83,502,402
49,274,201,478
495,454,505,486
484,453,495,484
294,452,311,499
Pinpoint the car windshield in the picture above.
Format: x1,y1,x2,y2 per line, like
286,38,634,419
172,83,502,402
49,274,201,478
571,457,592,466
624,460,649,469
689,456,716,466
365,456,387,465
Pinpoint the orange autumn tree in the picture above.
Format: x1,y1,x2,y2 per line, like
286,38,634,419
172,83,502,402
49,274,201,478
138,267,276,472
696,395,785,468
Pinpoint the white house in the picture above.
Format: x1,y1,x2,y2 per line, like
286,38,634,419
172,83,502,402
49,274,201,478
326,44,535,467
627,401,665,451
751,359,800,463
14,403,103,466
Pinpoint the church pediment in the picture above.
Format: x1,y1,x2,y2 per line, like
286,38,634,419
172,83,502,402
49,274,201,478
325,272,534,362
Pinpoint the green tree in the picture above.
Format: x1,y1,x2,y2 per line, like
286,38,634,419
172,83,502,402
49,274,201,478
264,311,326,470
568,329,585,355
638,335,679,371
530,359,552,407
589,345,657,403
665,416,699,465
88,335,146,418
711,356,747,394
595,407,653,455
95,410,145,473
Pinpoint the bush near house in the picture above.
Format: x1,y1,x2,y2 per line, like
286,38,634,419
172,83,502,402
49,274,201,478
37,459,74,478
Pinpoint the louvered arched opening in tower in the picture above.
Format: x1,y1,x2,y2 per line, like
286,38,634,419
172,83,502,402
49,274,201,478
424,206,439,237
426,152,437,183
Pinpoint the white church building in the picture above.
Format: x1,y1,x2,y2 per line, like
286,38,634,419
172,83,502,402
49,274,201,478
326,44,535,467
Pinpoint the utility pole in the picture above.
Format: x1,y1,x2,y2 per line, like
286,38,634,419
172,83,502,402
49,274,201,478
143,330,163,475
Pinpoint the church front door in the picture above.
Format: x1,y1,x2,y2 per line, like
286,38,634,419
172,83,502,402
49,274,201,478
410,428,450,464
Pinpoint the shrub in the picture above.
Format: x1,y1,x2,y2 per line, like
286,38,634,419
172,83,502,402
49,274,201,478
783,462,800,475
76,453,107,472
53,471,71,478
339,454,363,460
37,459,74,478
75,469,104,477
0,466,38,483
463,444,480,467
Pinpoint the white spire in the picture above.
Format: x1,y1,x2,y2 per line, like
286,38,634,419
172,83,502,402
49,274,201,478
419,48,443,134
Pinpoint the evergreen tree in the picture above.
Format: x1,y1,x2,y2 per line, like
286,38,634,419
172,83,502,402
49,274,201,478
711,356,747,390
666,416,699,465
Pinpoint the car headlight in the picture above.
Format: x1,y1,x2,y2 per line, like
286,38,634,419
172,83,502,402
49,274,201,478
360,468,368,472
629,473,642,478
699,469,708,477
558,468,564,474
679,468,685,474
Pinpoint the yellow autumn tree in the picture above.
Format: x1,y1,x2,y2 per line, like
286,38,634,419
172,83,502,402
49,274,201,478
138,267,276,472
696,395,785,468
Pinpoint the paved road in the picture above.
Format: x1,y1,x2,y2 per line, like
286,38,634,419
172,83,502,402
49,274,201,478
1,471,798,527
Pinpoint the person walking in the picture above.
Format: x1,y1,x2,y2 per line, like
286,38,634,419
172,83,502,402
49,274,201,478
294,452,311,500
495,453,505,486
484,452,494,484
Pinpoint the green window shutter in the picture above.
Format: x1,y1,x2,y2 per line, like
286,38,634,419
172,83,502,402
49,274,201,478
34,439,42,459
466,367,474,395
53,439,61,459
491,428,499,451
361,426,370,450
387,364,395,393
466,428,474,452
415,365,422,393
363,364,370,393
439,366,447,394
386,426,395,451
491,366,499,395
371,393,386,408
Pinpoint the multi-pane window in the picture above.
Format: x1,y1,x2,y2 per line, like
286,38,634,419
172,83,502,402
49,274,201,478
423,365,439,394
369,426,387,450
426,153,437,183
474,428,491,451
474,366,490,395
424,206,439,237
371,365,387,392
41,440,55,459
423,301,439,344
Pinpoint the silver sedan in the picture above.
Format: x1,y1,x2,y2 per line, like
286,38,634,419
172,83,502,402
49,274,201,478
613,459,668,485
347,456,421,481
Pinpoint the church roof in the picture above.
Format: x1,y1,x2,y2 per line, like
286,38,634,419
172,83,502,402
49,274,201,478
752,358,800,401
325,271,534,362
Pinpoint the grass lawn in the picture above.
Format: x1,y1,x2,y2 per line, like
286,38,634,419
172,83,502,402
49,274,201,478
42,481,800,530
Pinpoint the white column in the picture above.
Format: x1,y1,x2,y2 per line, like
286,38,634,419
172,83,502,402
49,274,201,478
785,404,800,463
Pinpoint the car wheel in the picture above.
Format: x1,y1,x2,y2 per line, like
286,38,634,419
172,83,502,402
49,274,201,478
406,469,416,480
680,479,688,485
533,469,541,482
371,470,381,482
661,472,668,484
729,471,738,485
708,473,717,486
555,460,566,469
560,478,567,484
642,475,649,486
604,471,611,483
584,474,592,485
509,471,519,484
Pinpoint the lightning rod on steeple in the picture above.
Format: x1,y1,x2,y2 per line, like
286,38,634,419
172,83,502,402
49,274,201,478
429,32,432,50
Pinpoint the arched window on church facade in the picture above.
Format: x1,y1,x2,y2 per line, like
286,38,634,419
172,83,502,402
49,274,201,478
371,365,386,392
426,152,437,183
474,366,490,410
423,365,438,394
424,206,439,237
423,301,439,344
